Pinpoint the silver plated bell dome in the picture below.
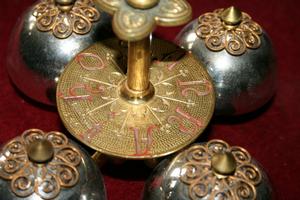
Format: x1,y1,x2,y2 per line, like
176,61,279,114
176,6,276,116
143,140,272,200
0,129,107,200
6,0,112,106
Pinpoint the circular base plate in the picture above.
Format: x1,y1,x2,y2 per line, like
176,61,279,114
57,38,215,159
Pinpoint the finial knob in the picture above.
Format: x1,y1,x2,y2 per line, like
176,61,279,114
27,139,54,163
221,6,242,25
127,0,159,9
55,0,76,12
211,152,237,177
55,0,76,5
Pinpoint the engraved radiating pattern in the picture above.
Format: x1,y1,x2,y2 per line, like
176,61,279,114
32,0,100,39
57,38,215,159
180,140,262,200
196,9,263,55
0,129,82,199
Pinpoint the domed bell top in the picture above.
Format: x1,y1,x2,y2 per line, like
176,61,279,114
6,0,113,106
142,139,272,200
176,6,276,116
0,129,106,200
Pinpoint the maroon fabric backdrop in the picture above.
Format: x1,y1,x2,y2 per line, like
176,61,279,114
0,0,299,199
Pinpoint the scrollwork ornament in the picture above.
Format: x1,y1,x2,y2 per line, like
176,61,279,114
196,8,263,55
180,140,262,200
0,129,82,199
32,0,101,39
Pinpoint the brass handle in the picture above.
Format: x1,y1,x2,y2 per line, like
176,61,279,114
96,0,192,41
96,0,192,102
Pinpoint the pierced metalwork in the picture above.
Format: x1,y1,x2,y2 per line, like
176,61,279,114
180,140,262,200
33,0,100,39
0,129,82,199
196,8,263,55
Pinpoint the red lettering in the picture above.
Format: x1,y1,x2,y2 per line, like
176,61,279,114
131,125,157,156
168,107,203,134
177,79,212,97
76,53,105,71
59,83,104,101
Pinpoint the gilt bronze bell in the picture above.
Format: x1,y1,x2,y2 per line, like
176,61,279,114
6,0,112,106
0,129,106,200
176,6,276,116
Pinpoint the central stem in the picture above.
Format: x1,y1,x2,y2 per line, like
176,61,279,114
127,37,151,91
121,36,154,104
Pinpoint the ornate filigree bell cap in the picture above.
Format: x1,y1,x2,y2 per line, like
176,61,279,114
175,6,276,116
0,129,107,200
142,140,272,200
6,0,113,106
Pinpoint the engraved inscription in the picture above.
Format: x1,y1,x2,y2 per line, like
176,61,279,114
168,107,203,134
58,83,104,101
131,125,157,156
56,38,215,159
177,79,212,97
76,53,106,71
80,123,103,142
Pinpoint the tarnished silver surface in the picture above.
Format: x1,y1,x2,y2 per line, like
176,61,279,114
142,141,272,200
175,18,276,115
0,130,106,200
6,1,112,106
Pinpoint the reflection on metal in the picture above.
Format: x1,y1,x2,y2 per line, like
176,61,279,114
142,140,272,200
0,129,81,199
196,7,263,56
180,140,262,200
57,0,215,160
0,129,107,199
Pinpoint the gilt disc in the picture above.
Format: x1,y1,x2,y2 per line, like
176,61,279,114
57,38,215,159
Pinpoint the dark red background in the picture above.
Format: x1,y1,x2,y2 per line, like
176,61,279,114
0,0,299,199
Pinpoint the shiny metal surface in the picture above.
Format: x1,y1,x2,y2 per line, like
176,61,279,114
175,18,276,115
6,2,112,106
0,130,106,200
142,141,272,200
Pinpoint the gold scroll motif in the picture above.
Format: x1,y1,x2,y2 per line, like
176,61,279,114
33,0,100,39
180,140,262,200
0,129,81,199
196,9,263,56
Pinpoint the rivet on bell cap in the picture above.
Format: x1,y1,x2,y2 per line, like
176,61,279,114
27,139,54,163
211,152,237,177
